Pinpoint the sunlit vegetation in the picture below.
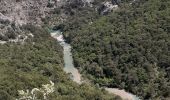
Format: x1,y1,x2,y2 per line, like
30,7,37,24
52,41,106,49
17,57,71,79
62,0,170,99
0,25,119,100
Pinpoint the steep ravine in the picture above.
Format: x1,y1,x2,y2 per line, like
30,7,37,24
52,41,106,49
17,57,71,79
51,31,140,100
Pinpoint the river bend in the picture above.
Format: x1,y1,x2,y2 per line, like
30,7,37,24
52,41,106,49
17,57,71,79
51,31,140,100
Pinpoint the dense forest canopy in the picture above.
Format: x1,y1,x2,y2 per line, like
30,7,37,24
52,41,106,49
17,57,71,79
0,0,170,99
0,25,119,100
61,0,170,99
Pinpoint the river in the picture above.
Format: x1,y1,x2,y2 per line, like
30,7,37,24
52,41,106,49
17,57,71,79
51,30,140,100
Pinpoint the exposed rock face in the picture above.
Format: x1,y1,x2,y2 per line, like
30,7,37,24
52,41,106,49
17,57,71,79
98,1,118,15
0,0,65,26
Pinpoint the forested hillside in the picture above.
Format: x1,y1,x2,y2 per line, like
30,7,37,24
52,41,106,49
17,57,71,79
0,25,119,100
62,0,170,99
0,0,170,99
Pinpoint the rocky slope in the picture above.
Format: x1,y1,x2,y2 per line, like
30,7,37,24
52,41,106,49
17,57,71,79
0,0,100,42
0,0,64,38
0,0,64,25
0,0,120,43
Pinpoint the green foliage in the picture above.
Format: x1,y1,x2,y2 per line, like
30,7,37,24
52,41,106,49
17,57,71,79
0,26,118,100
62,0,170,99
